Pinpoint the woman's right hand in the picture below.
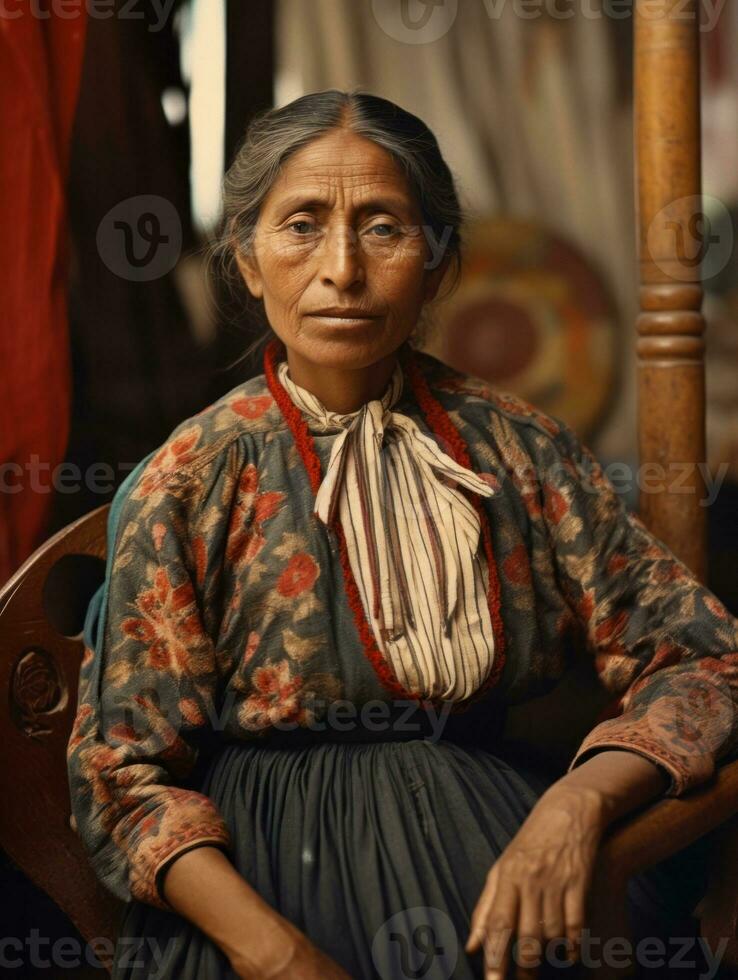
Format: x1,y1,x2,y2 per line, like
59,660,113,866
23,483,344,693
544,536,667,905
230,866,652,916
228,914,352,979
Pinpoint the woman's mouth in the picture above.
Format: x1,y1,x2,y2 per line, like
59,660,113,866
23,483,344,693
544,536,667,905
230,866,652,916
306,312,382,328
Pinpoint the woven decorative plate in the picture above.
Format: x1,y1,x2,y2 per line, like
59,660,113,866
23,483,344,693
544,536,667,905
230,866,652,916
422,216,619,440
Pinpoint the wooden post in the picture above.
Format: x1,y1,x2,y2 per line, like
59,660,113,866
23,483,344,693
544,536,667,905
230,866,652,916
634,0,707,582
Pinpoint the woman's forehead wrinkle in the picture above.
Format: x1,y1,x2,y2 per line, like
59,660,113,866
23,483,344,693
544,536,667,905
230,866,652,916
284,172,407,198
281,151,409,193
265,136,418,220
287,150,404,178
270,177,415,218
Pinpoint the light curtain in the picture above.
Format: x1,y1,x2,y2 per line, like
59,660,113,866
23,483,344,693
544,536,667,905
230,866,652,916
275,0,638,460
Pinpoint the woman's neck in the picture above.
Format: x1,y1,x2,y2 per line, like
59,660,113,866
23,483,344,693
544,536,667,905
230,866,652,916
282,346,402,414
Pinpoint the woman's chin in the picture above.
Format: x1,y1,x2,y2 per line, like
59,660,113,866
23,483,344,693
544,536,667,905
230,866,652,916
288,323,411,367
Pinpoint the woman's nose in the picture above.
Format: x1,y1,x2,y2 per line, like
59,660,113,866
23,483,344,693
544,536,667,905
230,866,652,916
318,225,365,290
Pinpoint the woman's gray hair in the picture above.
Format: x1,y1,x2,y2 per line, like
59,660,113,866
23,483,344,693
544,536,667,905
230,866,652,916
207,88,466,362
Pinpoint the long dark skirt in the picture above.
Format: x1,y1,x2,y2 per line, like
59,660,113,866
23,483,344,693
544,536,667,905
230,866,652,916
110,738,712,980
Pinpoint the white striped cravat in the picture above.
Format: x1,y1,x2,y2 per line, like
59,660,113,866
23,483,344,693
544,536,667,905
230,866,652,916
277,356,497,701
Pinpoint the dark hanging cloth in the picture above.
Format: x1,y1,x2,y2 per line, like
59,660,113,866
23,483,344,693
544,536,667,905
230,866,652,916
0,2,87,582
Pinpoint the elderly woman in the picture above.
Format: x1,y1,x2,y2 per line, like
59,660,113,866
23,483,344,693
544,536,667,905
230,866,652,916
67,90,738,980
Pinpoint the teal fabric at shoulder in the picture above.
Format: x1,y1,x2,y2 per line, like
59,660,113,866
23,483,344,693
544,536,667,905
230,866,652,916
82,450,157,656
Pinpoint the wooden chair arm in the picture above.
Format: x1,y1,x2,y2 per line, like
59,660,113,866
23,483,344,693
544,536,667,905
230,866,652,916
585,757,738,977
598,756,738,879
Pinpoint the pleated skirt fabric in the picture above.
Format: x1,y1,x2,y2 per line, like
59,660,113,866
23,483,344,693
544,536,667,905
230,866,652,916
110,737,711,980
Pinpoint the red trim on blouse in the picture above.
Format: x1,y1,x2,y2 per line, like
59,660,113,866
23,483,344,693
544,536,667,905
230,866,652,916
263,336,506,710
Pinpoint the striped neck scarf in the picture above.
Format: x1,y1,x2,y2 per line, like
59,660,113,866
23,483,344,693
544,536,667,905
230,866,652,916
276,355,495,651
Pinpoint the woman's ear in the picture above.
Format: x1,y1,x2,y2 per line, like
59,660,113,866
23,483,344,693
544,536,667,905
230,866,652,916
235,248,263,300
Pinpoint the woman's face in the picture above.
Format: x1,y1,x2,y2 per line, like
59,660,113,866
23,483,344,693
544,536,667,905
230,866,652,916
236,127,451,371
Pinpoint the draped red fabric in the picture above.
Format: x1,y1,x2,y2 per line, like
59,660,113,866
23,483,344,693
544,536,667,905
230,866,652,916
0,6,87,583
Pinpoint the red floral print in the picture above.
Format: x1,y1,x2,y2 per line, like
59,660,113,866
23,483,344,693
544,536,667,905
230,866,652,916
239,660,306,731
135,426,201,499
276,552,320,597
230,394,274,420
121,567,204,674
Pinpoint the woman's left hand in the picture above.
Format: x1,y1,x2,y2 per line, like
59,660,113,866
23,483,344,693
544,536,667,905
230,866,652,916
465,784,607,979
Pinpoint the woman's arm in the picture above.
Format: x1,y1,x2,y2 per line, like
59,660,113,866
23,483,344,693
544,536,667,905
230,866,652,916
468,413,738,978
67,437,351,976
161,846,351,978
161,846,294,975
542,744,670,820
163,846,303,976
519,416,738,797
66,464,234,911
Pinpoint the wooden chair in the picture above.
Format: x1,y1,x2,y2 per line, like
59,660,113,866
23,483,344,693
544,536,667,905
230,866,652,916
0,1,735,976
0,504,122,973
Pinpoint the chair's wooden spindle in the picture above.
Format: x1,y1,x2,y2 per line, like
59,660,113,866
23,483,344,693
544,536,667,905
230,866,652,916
635,0,707,581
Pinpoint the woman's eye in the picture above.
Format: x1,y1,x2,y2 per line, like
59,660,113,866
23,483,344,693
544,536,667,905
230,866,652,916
288,221,316,235
368,224,397,237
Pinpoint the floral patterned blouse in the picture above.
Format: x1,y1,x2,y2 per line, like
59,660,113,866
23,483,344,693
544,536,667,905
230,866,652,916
66,337,738,914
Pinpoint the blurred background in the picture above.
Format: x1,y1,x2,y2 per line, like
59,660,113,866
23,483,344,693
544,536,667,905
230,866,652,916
1,0,737,973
